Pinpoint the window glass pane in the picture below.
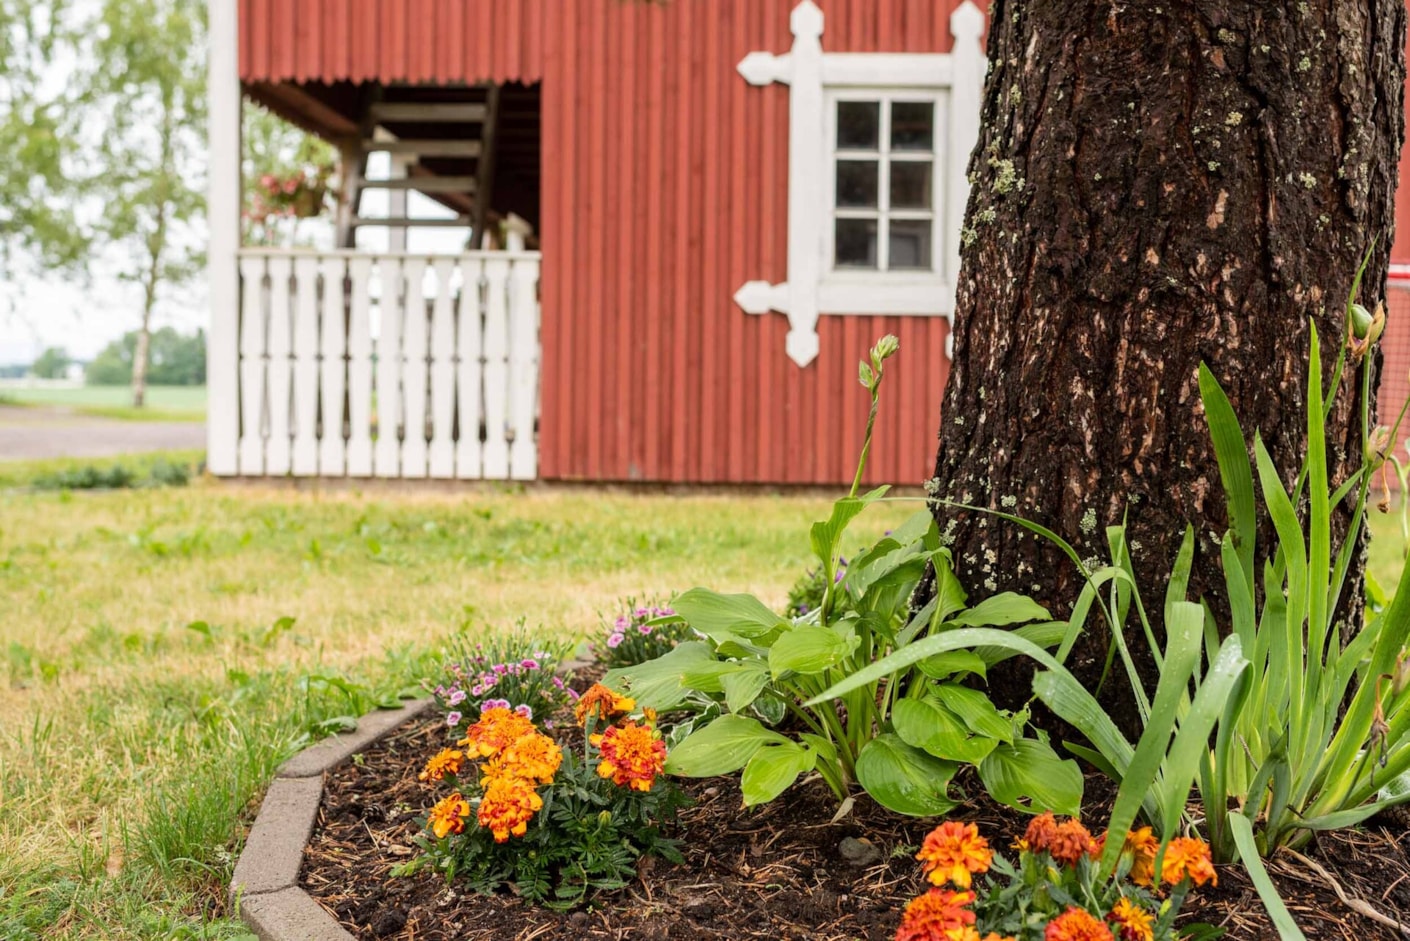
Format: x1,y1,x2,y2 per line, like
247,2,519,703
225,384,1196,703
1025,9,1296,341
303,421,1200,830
890,162,932,209
836,160,879,208
891,101,934,151
837,101,880,149
835,218,878,269
889,219,932,270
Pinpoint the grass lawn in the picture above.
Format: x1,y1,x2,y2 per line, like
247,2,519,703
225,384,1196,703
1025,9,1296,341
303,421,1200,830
0,476,912,940
0,466,1404,940
0,384,206,422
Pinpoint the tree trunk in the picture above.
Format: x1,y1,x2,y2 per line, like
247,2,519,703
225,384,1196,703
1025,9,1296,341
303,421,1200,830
132,290,153,409
926,1,1404,729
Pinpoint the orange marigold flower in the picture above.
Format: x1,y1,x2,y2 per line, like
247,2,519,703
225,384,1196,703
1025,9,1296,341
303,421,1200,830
487,729,562,785
427,792,471,839
916,822,993,889
419,747,465,783
575,683,636,726
1123,827,1159,887
981,935,1017,941
1108,897,1155,941
1020,812,1060,855
596,719,668,791
458,707,537,758
477,775,544,842
1160,836,1217,888
1049,819,1098,867
894,888,976,941
1044,907,1114,941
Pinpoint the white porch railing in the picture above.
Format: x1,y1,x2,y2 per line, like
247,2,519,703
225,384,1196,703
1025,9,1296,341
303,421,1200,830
224,249,541,480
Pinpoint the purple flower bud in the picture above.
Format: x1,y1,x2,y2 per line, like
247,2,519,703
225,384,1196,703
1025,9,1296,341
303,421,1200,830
835,569,845,583
493,664,509,675
639,623,653,635
446,711,462,727
552,676,565,689
634,607,650,619
660,607,675,617
521,658,540,670
567,688,581,701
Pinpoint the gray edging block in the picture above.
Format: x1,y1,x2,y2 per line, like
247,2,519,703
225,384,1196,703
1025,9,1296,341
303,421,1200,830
239,886,357,941
231,776,323,897
278,698,433,778
231,697,435,939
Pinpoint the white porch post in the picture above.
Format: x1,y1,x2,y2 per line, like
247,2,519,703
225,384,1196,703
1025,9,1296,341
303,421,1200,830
206,0,241,474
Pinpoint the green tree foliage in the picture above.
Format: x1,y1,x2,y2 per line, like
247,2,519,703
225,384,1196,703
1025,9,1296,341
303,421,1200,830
75,0,206,408
29,346,70,379
86,328,205,387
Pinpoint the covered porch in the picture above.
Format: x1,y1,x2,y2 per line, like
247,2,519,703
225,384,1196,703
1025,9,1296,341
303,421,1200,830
206,0,543,480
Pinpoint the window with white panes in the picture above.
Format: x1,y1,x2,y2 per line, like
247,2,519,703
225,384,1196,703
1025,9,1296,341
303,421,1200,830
829,95,940,274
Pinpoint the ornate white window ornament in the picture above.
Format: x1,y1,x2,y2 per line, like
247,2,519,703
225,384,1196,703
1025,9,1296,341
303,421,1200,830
734,0,986,367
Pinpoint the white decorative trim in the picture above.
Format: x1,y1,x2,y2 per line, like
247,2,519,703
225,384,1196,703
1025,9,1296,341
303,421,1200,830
735,0,987,366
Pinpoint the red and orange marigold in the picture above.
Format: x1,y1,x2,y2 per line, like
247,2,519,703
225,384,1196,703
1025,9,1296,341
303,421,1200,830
419,747,464,783
596,719,668,792
575,682,636,726
1017,812,1059,854
894,888,977,941
1048,819,1098,867
1044,906,1115,941
427,792,471,839
458,706,537,758
916,822,993,889
1160,836,1217,888
1123,827,1159,887
1107,897,1155,941
487,729,563,785
477,774,545,842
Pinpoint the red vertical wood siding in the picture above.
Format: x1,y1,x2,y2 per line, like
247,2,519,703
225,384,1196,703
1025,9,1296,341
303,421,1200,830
239,0,971,485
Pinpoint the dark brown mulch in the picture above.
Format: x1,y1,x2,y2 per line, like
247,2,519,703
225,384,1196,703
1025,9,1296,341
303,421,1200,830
299,713,1410,941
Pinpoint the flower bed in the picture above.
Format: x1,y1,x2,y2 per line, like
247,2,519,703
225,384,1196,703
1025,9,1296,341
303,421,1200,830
298,707,1410,940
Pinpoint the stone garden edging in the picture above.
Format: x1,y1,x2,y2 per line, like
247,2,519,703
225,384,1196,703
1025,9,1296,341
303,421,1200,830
230,697,434,941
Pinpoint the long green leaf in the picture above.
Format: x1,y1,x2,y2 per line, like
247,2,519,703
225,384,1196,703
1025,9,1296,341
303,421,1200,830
1228,812,1308,941
1199,362,1256,597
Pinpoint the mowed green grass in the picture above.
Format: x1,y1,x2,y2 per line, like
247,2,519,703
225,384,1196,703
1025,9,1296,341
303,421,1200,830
0,478,912,940
0,471,1404,940
0,384,206,421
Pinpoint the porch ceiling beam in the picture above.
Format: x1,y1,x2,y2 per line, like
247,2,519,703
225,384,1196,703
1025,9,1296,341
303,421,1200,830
363,139,482,157
370,102,488,123
243,80,360,141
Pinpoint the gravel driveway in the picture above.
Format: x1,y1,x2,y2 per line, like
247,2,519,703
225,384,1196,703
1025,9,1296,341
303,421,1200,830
0,406,205,460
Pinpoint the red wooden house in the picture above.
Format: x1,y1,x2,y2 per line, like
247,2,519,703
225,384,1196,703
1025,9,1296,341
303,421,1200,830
208,1,1410,486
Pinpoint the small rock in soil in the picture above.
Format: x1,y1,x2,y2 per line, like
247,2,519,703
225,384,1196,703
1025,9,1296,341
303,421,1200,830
371,908,407,937
839,836,883,866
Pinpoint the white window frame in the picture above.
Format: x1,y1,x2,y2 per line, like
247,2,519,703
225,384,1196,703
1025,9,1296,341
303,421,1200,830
734,0,986,367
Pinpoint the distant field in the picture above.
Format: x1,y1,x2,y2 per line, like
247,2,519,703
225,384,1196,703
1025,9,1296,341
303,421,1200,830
0,384,206,421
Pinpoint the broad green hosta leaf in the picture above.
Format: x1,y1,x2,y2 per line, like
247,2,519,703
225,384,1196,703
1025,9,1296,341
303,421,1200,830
945,593,1050,627
768,624,855,678
721,662,770,713
893,697,998,764
917,650,988,680
741,741,816,806
664,714,789,777
671,588,788,639
933,684,1014,742
856,734,960,817
603,641,717,711
978,738,1083,816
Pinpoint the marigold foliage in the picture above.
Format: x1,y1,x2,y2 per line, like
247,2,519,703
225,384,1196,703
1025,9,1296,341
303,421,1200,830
917,821,993,889
1044,907,1114,941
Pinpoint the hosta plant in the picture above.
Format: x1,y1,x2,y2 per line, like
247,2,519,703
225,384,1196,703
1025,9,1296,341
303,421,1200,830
403,684,687,908
607,337,1081,818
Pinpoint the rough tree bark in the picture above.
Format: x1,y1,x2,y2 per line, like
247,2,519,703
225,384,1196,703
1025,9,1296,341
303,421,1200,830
926,1,1404,727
